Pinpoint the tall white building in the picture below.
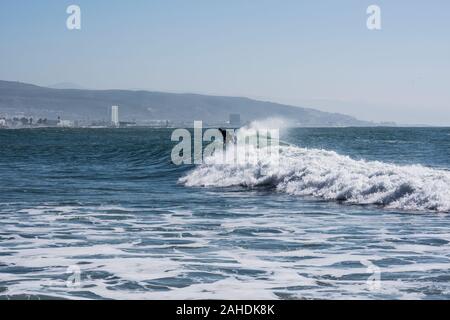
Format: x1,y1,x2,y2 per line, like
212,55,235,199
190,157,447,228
111,106,119,127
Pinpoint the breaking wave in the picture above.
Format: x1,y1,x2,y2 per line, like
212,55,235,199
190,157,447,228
180,144,450,212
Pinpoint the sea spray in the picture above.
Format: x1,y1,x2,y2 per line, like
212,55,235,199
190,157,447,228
171,120,281,165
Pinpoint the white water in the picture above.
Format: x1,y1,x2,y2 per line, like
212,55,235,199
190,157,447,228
181,144,450,213
3,204,450,300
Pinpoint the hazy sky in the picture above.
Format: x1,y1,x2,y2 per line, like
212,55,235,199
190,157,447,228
1,0,449,125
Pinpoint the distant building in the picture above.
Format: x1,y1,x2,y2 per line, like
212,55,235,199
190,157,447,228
229,114,241,127
58,119,74,128
46,119,59,127
111,106,119,127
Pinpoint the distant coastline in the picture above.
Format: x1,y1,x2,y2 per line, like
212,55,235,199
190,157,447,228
0,80,390,128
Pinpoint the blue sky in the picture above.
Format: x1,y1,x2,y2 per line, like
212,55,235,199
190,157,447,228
1,0,449,125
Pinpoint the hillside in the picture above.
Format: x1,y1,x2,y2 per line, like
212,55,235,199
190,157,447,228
0,80,373,126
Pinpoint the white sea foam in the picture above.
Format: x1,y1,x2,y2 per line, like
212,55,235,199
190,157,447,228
3,202,450,299
180,144,450,212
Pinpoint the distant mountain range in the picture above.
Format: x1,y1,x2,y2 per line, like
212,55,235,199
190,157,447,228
48,82,87,90
0,80,377,126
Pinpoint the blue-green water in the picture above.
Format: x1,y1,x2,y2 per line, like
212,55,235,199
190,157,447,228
1,127,450,299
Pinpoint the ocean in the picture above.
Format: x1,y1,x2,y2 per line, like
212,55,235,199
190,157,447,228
0,127,450,299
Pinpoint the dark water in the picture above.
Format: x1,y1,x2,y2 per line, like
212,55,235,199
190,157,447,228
0,127,450,299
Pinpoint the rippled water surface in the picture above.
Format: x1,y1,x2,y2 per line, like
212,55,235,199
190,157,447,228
1,127,450,299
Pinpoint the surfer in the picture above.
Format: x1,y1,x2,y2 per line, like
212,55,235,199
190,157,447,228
219,128,235,146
